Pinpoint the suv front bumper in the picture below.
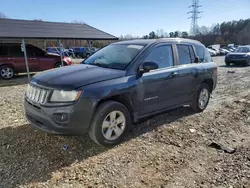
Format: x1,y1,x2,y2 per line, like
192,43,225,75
24,98,92,135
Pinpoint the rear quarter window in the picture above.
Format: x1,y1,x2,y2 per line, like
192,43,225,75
204,48,213,62
194,45,212,63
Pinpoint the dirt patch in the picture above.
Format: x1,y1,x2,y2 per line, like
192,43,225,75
0,56,250,188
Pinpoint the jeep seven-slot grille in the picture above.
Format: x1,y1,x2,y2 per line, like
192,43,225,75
26,84,49,104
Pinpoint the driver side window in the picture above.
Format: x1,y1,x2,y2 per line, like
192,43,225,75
144,45,174,69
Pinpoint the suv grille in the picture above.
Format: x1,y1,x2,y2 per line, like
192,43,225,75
26,84,49,104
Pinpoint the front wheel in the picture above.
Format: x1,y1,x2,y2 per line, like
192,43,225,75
55,62,66,68
244,60,250,67
0,65,15,80
191,83,211,113
88,101,131,147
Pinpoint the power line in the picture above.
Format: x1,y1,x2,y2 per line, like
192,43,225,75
187,0,203,36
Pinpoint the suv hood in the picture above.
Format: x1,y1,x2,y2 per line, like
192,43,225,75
31,64,126,90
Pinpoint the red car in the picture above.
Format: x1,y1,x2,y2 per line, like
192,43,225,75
0,43,72,79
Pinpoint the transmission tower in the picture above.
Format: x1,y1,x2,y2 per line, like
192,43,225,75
187,0,202,36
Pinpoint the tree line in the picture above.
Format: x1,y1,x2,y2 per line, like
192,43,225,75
120,18,250,46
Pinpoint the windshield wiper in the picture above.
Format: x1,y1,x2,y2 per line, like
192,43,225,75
91,62,110,68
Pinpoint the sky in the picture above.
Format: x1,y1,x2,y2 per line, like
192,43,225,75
1,0,249,37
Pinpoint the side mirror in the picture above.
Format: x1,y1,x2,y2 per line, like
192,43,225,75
139,61,158,73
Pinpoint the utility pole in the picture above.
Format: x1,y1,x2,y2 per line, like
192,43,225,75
187,0,202,36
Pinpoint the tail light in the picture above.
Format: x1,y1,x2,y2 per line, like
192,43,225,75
63,57,73,65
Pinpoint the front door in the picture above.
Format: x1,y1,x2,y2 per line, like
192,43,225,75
26,46,39,72
137,44,181,115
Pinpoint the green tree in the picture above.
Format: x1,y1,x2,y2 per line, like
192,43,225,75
149,31,156,39
181,31,188,38
174,31,179,37
169,32,174,38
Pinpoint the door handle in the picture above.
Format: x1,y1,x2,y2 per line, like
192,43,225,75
7,58,13,60
169,71,178,78
30,58,37,60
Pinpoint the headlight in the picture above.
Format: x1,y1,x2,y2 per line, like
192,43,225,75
50,90,82,102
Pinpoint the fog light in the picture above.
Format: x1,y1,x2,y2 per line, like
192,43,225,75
53,113,70,123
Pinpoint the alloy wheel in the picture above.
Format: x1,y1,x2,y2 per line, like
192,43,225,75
1,67,14,79
101,110,126,141
198,88,209,109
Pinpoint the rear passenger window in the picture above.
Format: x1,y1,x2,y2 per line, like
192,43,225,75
144,45,173,69
0,46,9,55
177,45,194,65
10,46,23,57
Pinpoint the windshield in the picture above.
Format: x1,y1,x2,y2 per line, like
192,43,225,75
236,47,250,53
82,44,145,70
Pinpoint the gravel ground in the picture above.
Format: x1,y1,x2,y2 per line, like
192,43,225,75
0,56,250,188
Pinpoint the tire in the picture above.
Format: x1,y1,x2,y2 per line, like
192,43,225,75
0,65,15,80
88,101,131,147
55,62,66,68
244,60,250,67
191,83,211,113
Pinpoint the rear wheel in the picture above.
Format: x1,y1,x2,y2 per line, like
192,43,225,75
88,101,131,147
0,65,15,80
191,83,211,113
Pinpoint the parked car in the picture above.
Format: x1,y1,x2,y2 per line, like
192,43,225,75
208,47,220,56
220,48,231,55
219,48,230,55
46,47,74,58
207,48,217,56
225,45,250,66
227,46,236,52
0,43,72,79
24,38,217,147
71,47,90,58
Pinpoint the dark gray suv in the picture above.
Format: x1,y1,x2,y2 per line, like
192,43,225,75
24,38,217,147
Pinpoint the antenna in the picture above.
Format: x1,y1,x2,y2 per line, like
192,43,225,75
187,0,203,36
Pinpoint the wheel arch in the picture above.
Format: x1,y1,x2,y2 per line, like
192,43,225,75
55,61,67,67
0,63,16,72
95,94,134,121
202,78,213,93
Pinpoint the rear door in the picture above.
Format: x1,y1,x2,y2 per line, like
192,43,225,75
175,44,205,103
0,44,13,67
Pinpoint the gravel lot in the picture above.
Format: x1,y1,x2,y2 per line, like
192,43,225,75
0,56,250,188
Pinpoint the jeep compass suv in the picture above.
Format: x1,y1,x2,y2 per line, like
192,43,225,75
24,38,217,147
0,43,72,79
